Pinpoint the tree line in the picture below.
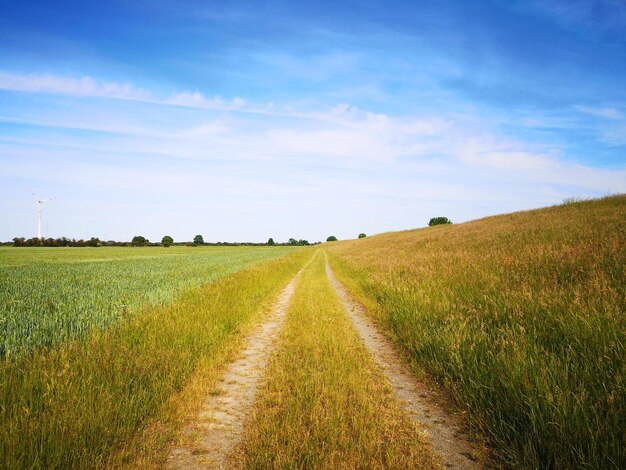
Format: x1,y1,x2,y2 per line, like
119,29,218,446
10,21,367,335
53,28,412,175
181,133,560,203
7,236,321,247
7,229,420,247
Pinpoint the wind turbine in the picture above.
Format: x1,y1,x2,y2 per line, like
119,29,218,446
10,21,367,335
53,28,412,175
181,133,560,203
31,192,54,239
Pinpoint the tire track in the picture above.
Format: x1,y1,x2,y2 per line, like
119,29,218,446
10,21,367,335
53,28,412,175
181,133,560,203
326,259,484,470
166,259,312,469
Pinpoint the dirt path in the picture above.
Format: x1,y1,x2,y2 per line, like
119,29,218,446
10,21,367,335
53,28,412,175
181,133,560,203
326,260,484,470
166,265,307,469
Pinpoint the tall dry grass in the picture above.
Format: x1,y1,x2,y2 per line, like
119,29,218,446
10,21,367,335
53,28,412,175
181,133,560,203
329,195,625,469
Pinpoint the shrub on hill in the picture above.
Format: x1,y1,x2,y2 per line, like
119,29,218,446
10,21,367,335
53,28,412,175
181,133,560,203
326,236,338,242
428,217,452,226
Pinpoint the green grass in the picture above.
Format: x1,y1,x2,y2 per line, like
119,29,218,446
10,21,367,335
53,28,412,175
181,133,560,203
0,246,295,357
232,251,442,470
0,248,310,468
329,195,626,469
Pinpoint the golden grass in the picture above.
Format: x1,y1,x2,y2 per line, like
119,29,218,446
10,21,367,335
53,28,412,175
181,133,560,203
328,195,626,469
0,249,311,468
231,251,443,470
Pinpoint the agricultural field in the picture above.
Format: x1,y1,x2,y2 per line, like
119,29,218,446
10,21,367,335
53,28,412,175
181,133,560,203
328,195,626,469
0,246,306,468
1,196,624,469
0,246,295,357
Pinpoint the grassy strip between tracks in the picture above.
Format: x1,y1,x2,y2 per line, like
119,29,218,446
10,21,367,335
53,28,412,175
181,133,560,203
231,251,442,470
0,249,311,469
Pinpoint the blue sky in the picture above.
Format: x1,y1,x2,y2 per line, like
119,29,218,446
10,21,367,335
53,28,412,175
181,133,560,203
1,0,625,243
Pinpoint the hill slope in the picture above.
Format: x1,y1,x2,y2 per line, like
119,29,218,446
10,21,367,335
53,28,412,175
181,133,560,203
329,195,625,469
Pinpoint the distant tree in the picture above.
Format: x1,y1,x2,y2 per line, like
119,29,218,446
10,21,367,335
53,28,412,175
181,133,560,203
86,237,102,247
326,235,338,242
193,234,204,246
267,237,275,245
358,233,367,239
162,235,174,247
131,235,148,246
428,217,453,226
287,238,310,246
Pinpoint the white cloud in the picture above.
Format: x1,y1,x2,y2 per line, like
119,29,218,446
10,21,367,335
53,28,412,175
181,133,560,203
0,71,410,126
0,71,148,101
174,121,231,139
165,91,249,110
0,71,278,116
456,135,626,191
458,136,559,172
575,105,623,120
2,70,625,241
4,97,623,196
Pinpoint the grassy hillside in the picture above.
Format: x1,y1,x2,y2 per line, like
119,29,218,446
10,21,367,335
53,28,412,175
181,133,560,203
329,195,625,469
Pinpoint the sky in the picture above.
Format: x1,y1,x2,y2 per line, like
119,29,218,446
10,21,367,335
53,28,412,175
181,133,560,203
1,0,625,243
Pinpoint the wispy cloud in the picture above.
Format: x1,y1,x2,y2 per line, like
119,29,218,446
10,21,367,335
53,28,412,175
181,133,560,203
0,71,148,100
2,78,623,194
575,105,623,120
0,71,274,116
165,91,250,111
456,135,625,190
1,68,624,241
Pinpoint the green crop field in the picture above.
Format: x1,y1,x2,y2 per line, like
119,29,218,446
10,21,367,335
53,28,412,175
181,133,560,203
0,246,306,468
0,246,294,357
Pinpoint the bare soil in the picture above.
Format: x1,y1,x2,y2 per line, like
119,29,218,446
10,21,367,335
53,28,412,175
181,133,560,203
166,270,304,469
326,260,485,470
